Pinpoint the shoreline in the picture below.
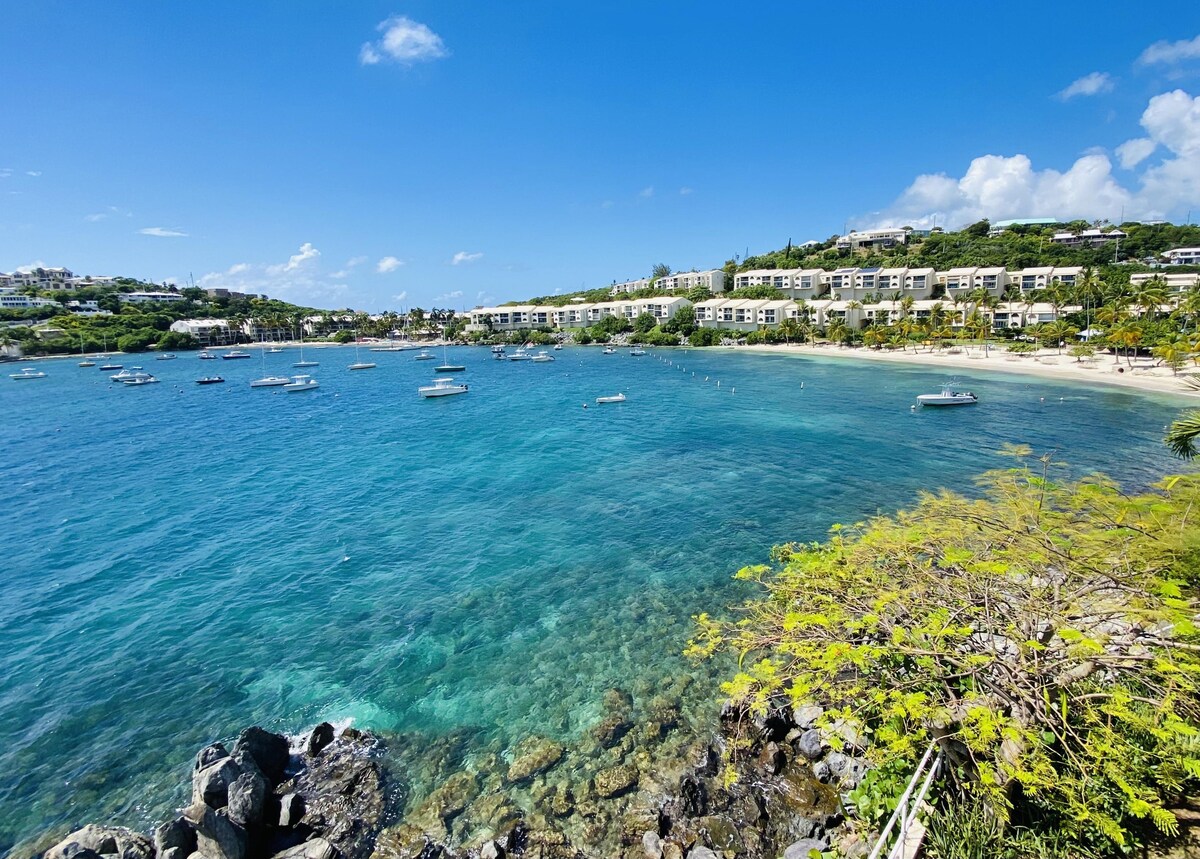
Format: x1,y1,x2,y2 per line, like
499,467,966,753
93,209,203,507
733,342,1200,400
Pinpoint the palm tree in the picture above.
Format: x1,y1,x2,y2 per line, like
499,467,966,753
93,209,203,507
1152,334,1194,374
1129,276,1168,322
1110,319,1144,366
1165,411,1200,459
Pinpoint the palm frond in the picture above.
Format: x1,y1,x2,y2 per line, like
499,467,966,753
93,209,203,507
1165,410,1200,460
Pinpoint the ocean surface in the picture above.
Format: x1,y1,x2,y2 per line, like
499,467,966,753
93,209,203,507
0,345,1187,851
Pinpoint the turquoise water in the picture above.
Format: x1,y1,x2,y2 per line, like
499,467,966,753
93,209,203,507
0,346,1187,851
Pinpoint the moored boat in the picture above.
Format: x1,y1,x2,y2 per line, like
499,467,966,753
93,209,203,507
414,349,435,361
282,374,320,392
222,350,252,360
156,353,177,361
629,347,646,356
120,375,160,386
916,383,978,407
196,376,225,385
419,377,469,398
10,367,47,380
111,367,153,382
249,375,292,388
198,351,218,360
531,351,555,362
595,393,626,404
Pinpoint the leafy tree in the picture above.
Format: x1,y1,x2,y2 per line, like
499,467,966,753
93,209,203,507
633,312,657,333
688,327,722,346
651,263,671,280
1165,412,1200,459
688,453,1200,854
663,305,696,336
333,330,354,343
156,330,199,351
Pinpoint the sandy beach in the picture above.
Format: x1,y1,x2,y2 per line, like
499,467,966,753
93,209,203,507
736,342,1200,400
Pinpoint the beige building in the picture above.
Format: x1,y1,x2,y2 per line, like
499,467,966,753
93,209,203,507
652,269,726,293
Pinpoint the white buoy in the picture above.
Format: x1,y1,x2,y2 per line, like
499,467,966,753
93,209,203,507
800,381,804,389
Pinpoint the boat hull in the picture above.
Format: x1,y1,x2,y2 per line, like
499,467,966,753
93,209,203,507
419,387,468,398
916,395,977,406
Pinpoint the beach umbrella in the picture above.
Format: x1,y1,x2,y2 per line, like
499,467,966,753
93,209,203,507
1077,328,1103,340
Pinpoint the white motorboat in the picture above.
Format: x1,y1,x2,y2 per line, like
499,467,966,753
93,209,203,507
531,351,555,362
99,363,123,370
630,347,646,356
419,377,469,398
602,346,616,355
223,350,252,359
267,347,285,353
198,351,218,360
414,350,436,360
121,375,160,386
283,374,320,392
595,393,626,404
10,367,47,380
156,353,177,361
917,384,978,407
111,367,153,382
250,375,292,388
78,360,96,367
508,348,531,361
491,345,506,360
553,344,563,351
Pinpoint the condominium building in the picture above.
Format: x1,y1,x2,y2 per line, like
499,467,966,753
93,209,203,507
0,267,75,291
169,319,235,346
0,288,62,310
693,298,801,331
835,228,909,252
1164,248,1200,265
1049,229,1126,246
940,266,1009,297
652,269,726,293
609,277,652,295
118,291,184,304
1130,272,1200,294
463,297,691,333
1011,266,1081,291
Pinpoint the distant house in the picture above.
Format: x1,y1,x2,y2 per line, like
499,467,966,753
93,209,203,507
169,319,234,346
1164,247,1200,266
835,228,909,253
118,291,184,304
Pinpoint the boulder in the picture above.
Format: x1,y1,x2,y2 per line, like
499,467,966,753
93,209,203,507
679,777,707,818
196,743,231,771
233,726,291,785
594,764,638,799
593,714,634,749
826,753,867,789
185,803,247,859
193,756,243,809
228,770,268,827
685,848,718,859
155,817,198,856
662,842,684,859
642,831,663,859
269,838,336,859
792,705,823,731
506,737,565,783
783,837,829,859
811,761,832,784
504,821,530,855
479,840,506,859
44,825,153,859
797,729,825,761
305,723,336,758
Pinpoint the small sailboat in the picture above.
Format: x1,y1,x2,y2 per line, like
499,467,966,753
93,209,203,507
293,340,319,368
78,333,95,367
348,332,376,370
434,337,465,373
252,338,291,386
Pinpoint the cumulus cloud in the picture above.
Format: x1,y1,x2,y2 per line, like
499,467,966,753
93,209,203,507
267,241,320,275
392,291,409,303
435,290,464,301
26,170,41,177
198,243,345,305
347,255,368,266
0,168,12,179
1116,137,1157,169
15,260,48,273
1057,72,1114,100
451,251,483,265
376,255,404,273
1139,34,1200,66
139,226,188,237
85,206,133,222
865,87,1200,228
360,16,448,66
679,187,694,195
639,186,655,198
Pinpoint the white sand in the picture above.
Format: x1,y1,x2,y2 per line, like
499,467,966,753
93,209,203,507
735,343,1200,401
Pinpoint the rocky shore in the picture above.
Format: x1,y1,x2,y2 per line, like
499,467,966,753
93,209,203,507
30,695,869,859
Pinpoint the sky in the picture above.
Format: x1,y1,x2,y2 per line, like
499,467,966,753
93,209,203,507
2,3,1200,312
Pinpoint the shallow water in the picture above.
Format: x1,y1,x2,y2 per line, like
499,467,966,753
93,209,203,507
0,346,1186,851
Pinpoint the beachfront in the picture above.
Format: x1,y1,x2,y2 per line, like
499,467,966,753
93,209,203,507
737,341,1200,399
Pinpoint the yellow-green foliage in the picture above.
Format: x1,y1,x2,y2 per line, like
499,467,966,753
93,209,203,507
688,458,1200,852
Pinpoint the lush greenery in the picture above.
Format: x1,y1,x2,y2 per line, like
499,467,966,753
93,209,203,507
687,449,1200,856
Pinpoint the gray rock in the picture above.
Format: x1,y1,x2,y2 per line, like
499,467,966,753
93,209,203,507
269,838,336,859
160,848,186,859
227,770,267,826
685,848,719,859
232,726,291,785
828,719,865,753
797,729,825,761
279,792,306,828
594,763,638,798
792,705,823,730
44,825,153,859
827,752,868,788
195,742,230,771
783,837,829,859
192,756,242,808
155,817,197,856
811,760,832,784
184,803,247,859
305,722,335,757
642,830,663,859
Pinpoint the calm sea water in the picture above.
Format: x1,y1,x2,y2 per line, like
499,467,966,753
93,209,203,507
0,345,1187,851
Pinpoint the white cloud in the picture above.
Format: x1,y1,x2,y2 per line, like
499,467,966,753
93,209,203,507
15,260,48,273
451,251,483,265
85,206,132,222
347,255,368,266
0,168,12,179
392,291,409,303
639,186,654,198
435,290,464,301
26,170,41,177
1057,72,1114,100
139,226,188,237
266,241,320,275
198,243,344,305
1139,34,1200,66
1116,137,1156,169
679,187,694,195
376,255,404,273
866,87,1200,228
360,16,448,66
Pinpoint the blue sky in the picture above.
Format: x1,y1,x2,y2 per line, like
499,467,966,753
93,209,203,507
2,3,1200,311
